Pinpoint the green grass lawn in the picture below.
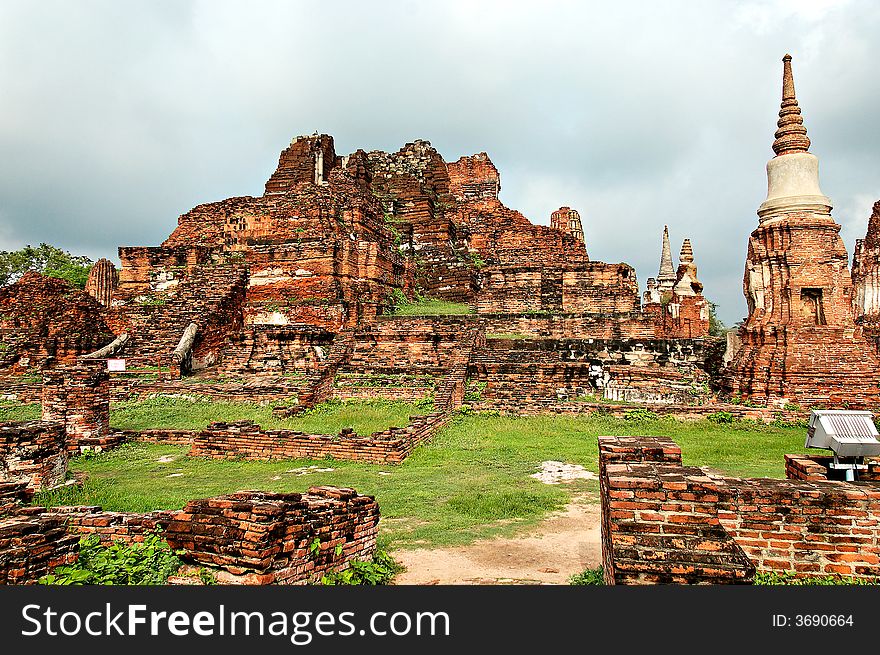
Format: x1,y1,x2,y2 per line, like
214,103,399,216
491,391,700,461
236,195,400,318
0,401,40,422
110,397,427,434
33,408,808,550
388,298,474,316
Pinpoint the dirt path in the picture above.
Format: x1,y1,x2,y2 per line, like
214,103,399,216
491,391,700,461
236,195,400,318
392,497,602,585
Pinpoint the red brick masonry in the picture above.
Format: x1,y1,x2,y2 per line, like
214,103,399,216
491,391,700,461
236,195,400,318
600,435,880,584
0,486,379,585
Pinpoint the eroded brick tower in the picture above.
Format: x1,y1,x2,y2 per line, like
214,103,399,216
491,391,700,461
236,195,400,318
550,206,585,244
723,55,880,407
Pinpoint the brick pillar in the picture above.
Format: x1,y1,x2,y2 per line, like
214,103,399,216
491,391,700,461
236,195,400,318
41,361,112,454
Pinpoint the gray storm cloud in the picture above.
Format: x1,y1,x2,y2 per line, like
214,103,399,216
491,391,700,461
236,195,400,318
0,0,878,324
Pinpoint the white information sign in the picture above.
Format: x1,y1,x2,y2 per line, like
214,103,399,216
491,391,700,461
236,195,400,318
107,358,126,372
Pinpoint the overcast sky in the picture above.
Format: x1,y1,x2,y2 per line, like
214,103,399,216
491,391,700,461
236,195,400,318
1,0,878,324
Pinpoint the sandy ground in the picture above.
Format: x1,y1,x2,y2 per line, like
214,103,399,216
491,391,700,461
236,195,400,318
392,497,602,585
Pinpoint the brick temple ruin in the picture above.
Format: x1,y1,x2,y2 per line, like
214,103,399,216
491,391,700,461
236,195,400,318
0,122,718,430
3,54,880,585
723,54,880,407
1,54,878,442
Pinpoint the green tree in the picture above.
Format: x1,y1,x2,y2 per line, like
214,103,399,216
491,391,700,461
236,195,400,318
0,243,93,288
707,299,726,337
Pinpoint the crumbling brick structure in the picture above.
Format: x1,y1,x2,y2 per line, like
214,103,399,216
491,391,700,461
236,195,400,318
0,421,67,491
42,361,115,454
851,199,880,352
0,507,79,584
0,273,114,375
163,488,379,585
0,486,380,586
550,206,585,243
85,258,118,307
600,435,880,584
723,55,880,407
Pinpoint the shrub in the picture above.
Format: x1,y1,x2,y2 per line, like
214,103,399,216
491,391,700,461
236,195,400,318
319,549,402,585
623,408,660,421
39,532,182,585
754,571,879,586
569,566,605,585
707,411,735,424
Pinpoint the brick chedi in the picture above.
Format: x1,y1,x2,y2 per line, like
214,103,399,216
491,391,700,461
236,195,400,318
642,229,710,338
723,55,880,407
550,206,585,244
851,200,880,350
84,258,118,307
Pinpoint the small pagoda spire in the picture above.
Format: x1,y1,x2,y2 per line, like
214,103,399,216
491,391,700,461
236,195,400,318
772,54,811,156
679,238,694,264
657,225,676,286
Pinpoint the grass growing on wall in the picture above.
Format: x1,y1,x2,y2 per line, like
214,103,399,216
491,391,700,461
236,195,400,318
387,298,474,316
111,397,428,435
35,410,808,550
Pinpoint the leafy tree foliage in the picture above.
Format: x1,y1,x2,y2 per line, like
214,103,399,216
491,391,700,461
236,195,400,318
0,243,93,288
707,299,726,337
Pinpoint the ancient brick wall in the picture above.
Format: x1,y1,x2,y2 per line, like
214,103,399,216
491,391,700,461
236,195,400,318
598,435,755,584
469,338,710,410
600,435,880,583
0,507,79,584
112,429,196,446
784,453,880,482
0,421,67,491
0,273,114,376
163,488,379,585
188,413,450,465
42,362,114,454
0,481,32,512
57,506,173,544
1,486,379,586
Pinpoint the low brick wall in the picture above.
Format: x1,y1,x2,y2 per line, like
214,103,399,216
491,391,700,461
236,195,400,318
599,435,754,584
56,506,173,543
785,453,880,482
189,412,449,465
113,429,197,447
1,486,380,586
164,488,379,585
0,421,67,491
0,507,79,584
600,435,880,583
467,399,803,423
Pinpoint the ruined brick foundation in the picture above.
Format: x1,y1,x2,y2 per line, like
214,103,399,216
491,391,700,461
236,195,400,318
0,486,379,585
600,435,880,584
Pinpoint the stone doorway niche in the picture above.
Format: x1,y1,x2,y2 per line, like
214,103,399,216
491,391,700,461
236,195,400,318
799,287,826,325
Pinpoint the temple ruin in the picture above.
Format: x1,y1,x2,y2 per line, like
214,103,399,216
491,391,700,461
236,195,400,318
722,55,880,407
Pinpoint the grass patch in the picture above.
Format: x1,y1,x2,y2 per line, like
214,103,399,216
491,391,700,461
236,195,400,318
485,333,531,340
0,401,41,422
111,397,424,435
35,410,808,550
387,298,473,316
